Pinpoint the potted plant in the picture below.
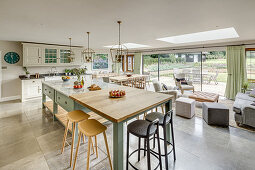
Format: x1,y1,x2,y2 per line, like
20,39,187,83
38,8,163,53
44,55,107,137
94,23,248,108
23,67,30,78
64,69,70,76
243,82,249,93
72,68,82,82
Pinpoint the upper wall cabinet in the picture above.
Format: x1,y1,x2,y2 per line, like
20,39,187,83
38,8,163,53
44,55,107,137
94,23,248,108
22,43,84,67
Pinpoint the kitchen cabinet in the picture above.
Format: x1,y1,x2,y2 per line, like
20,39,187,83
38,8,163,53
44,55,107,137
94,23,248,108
23,44,42,66
22,43,84,66
21,79,42,102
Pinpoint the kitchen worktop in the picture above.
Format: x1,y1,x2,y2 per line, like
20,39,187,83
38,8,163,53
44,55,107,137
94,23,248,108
42,79,117,96
19,73,92,80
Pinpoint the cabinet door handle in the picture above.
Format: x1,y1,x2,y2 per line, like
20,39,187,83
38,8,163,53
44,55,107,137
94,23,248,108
49,91,51,94
65,101,67,104
32,81,35,83
58,97,60,100
45,89,47,91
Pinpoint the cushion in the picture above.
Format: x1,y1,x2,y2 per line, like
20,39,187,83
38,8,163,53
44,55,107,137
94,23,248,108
236,92,255,101
176,78,185,82
145,112,170,125
249,89,255,98
180,80,188,85
127,120,157,137
162,83,168,90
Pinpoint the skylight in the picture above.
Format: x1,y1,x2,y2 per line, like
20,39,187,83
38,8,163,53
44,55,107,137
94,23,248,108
104,43,150,49
157,27,239,44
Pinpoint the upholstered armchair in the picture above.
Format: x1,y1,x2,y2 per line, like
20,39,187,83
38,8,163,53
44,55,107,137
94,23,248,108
173,74,194,94
152,79,181,101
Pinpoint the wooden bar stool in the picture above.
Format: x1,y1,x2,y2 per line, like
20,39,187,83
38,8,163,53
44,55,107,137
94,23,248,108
73,119,113,170
61,110,90,167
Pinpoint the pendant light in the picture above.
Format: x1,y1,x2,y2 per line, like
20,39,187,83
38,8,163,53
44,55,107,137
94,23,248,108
110,21,128,63
82,32,95,62
68,37,75,62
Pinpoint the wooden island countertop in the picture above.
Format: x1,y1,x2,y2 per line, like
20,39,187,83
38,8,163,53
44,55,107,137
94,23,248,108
70,86,173,123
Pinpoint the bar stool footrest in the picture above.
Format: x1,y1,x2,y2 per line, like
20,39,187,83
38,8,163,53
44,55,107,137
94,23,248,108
149,137,174,157
128,148,161,170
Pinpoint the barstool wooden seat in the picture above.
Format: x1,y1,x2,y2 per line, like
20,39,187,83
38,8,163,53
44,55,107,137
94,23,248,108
61,110,90,167
73,119,113,170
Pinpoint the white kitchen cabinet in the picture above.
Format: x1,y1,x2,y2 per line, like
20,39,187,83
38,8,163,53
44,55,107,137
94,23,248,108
23,44,42,66
21,79,42,102
22,43,83,66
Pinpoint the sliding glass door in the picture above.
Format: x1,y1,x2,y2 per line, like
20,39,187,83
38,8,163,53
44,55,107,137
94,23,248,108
143,54,158,81
143,50,226,96
159,53,202,91
201,51,227,96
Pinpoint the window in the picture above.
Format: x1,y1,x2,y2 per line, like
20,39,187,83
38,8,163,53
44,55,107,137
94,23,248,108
246,49,255,81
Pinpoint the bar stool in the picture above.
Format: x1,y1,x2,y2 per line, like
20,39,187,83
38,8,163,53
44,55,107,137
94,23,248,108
73,119,113,170
126,119,162,170
145,110,176,170
61,110,90,167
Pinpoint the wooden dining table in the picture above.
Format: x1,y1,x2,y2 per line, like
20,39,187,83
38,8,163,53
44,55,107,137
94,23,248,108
109,74,149,85
70,86,173,170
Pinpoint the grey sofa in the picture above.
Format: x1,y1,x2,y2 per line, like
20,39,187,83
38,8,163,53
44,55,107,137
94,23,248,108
233,92,255,127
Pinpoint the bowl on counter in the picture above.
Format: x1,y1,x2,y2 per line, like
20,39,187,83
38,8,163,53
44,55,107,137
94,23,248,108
62,76,71,82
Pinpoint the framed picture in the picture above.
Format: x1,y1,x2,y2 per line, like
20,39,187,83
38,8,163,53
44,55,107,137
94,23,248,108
92,54,108,70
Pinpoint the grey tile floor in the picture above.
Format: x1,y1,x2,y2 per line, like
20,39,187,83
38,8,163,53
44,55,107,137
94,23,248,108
0,99,255,170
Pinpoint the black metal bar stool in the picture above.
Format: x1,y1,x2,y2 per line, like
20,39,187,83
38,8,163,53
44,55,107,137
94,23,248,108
145,110,176,170
126,119,162,170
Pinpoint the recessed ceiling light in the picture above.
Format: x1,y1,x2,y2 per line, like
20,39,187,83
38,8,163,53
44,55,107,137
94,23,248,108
104,43,150,49
157,27,239,44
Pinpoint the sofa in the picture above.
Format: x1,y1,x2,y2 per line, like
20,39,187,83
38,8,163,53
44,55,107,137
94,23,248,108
233,92,255,127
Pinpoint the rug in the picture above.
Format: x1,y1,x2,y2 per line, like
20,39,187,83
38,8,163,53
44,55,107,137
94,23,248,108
174,99,255,132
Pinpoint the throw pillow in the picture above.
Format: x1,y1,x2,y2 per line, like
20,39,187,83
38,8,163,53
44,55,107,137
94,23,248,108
180,80,188,85
162,83,168,90
249,89,255,98
176,78,185,82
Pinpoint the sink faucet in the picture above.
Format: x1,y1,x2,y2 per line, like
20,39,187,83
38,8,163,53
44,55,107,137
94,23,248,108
50,67,58,76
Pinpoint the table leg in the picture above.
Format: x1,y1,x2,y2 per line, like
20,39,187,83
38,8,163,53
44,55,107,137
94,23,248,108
165,100,172,143
53,101,58,121
42,93,46,109
113,122,124,170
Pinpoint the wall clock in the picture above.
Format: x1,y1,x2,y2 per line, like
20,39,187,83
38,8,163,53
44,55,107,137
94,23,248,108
4,52,20,64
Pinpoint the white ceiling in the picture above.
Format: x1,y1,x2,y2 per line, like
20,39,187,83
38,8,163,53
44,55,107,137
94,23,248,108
0,0,255,49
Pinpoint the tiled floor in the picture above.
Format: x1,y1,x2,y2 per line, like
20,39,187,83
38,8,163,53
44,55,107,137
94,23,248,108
1,99,255,170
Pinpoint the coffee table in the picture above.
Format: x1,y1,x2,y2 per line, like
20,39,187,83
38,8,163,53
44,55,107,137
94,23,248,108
189,91,219,102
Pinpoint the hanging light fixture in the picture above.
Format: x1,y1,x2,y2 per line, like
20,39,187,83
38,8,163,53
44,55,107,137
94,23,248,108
82,32,95,62
68,37,75,62
110,21,128,63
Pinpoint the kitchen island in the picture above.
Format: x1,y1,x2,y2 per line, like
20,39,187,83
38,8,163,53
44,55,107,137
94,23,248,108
42,78,173,170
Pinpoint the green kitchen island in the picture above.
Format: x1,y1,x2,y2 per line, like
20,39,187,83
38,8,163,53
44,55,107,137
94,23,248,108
42,79,173,170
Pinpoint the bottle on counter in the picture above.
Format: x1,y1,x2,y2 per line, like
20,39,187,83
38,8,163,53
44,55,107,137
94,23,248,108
81,77,84,86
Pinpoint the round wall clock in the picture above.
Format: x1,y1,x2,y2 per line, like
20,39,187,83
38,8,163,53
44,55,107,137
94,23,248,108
4,52,20,64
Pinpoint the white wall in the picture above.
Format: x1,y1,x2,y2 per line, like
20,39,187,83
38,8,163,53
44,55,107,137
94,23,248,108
0,41,112,101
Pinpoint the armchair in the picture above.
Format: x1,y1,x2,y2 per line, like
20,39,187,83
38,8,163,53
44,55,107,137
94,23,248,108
173,74,194,94
152,79,180,101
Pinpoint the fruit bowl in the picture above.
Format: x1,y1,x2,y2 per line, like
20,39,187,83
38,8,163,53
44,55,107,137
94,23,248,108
109,90,126,98
62,76,71,82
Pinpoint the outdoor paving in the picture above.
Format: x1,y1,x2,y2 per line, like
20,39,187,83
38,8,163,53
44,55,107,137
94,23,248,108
158,77,226,96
